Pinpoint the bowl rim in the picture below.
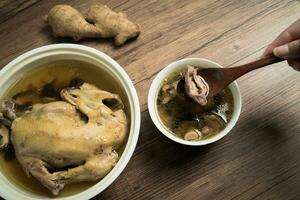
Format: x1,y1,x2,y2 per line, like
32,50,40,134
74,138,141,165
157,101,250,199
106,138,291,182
0,44,141,200
148,58,242,146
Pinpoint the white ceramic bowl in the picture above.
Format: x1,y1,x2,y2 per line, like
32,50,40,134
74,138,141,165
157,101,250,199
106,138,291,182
148,58,241,146
0,44,140,200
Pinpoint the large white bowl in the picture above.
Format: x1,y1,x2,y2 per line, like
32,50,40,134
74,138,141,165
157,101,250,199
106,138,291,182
0,44,140,200
148,58,241,146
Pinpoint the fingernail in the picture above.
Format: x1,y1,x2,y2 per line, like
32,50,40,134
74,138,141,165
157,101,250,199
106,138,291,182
273,45,289,57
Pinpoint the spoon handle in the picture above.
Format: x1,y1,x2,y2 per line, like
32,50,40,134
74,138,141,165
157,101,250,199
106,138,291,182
196,54,286,98
226,53,285,78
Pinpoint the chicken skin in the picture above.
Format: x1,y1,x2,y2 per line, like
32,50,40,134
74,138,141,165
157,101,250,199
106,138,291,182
7,83,128,195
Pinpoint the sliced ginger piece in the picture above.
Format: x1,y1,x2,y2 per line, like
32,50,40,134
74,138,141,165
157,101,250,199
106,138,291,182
45,4,140,46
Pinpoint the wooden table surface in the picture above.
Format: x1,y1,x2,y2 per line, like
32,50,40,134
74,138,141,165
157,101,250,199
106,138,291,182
0,0,300,199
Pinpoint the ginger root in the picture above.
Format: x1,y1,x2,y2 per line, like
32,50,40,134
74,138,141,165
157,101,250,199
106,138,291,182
45,4,140,46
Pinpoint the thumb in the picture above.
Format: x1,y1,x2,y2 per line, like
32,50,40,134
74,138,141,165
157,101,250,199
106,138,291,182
273,39,300,59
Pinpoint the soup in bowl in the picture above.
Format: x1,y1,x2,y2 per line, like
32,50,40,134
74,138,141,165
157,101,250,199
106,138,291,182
148,58,241,146
0,44,140,200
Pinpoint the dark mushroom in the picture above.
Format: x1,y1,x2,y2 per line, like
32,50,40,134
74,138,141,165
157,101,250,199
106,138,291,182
183,129,202,141
173,120,201,139
211,103,229,123
203,114,226,135
213,91,226,106
41,83,58,98
69,78,84,89
102,98,124,110
201,126,210,135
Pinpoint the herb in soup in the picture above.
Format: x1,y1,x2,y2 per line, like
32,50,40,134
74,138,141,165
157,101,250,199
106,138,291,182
157,66,233,141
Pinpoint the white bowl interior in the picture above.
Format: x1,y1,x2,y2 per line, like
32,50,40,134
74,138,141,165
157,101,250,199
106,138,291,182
0,44,140,200
148,58,241,146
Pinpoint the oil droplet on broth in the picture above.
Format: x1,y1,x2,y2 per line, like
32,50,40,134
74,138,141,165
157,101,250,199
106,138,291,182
0,60,130,197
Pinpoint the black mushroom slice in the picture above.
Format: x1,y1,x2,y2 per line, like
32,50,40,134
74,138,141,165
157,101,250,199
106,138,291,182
102,98,124,110
213,91,227,106
41,83,58,98
69,78,84,89
173,120,203,141
0,124,9,150
211,103,229,123
41,83,60,103
184,129,202,141
203,114,226,134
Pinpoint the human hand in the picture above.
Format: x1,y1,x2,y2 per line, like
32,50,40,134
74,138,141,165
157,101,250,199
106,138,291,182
263,19,300,71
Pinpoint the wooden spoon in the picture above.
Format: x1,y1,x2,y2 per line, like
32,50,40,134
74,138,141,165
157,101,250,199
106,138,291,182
176,54,285,125
198,54,285,98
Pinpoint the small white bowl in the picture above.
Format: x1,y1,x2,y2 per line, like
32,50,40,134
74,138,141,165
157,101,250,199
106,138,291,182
0,44,140,200
148,58,242,146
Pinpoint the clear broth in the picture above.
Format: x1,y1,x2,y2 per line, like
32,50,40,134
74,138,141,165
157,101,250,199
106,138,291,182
157,69,234,140
0,60,130,197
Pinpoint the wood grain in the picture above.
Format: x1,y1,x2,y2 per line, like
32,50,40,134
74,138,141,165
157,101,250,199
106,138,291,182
0,0,299,200
0,0,41,24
